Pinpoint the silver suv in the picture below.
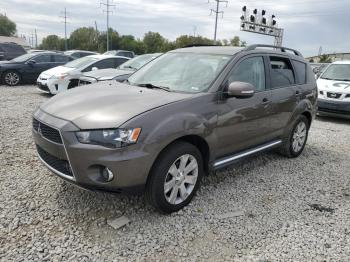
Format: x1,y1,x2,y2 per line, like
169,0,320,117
33,45,317,213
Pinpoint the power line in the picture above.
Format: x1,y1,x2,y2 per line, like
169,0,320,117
209,0,228,42
59,8,70,51
100,0,116,51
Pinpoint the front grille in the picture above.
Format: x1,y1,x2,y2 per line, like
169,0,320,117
327,92,342,99
78,80,92,86
32,118,62,144
36,145,73,177
38,83,50,92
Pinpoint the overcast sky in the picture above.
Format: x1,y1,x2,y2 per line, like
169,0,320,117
1,0,349,56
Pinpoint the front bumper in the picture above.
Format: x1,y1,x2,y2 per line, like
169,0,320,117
37,77,70,95
317,99,350,119
32,109,154,193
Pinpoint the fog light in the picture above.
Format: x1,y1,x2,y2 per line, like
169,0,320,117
101,167,114,182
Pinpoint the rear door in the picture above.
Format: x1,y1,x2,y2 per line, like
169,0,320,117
215,55,274,157
52,54,70,66
267,56,299,137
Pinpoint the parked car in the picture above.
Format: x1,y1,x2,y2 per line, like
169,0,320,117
0,52,72,86
103,50,135,58
317,61,350,119
64,50,98,60
37,55,129,94
32,45,317,213
78,53,162,86
0,42,26,61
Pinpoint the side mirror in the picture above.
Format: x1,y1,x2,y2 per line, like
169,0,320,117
227,81,255,98
27,59,36,65
91,67,98,71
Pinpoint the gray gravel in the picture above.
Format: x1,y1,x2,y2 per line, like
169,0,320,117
1,85,350,261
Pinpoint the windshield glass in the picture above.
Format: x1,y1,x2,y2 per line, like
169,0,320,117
128,52,231,93
11,53,36,62
65,56,98,68
119,54,161,71
321,64,350,81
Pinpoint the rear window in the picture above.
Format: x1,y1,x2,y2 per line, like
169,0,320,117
292,60,307,84
269,56,295,88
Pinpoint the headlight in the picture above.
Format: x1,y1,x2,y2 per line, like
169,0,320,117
50,73,68,80
75,128,141,148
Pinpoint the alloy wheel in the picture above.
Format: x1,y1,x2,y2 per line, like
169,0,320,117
292,121,307,153
4,72,20,86
164,154,198,205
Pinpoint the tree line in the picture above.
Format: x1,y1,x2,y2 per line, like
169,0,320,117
39,27,247,54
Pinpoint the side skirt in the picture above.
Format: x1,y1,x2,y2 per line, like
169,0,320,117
213,140,282,170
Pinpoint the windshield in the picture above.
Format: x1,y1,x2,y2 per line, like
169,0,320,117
65,56,98,68
11,53,36,62
321,64,350,81
128,52,231,93
119,54,161,71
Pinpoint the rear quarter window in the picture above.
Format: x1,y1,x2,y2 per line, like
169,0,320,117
292,60,307,85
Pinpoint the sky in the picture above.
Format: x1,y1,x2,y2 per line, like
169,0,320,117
1,0,349,57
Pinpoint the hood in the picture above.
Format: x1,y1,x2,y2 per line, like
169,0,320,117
0,61,20,65
317,78,350,94
40,66,74,77
83,68,132,80
40,81,192,129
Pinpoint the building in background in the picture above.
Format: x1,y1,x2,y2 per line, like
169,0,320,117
306,53,350,63
0,36,30,50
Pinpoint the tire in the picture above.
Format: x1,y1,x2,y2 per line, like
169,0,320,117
2,70,21,86
278,115,310,158
146,141,204,213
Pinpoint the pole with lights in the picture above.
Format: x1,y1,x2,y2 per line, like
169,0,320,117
240,6,284,46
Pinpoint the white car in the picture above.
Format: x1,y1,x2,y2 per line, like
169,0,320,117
317,61,350,119
37,55,129,94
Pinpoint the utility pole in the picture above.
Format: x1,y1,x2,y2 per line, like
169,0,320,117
60,8,69,51
100,0,116,51
210,0,228,43
35,29,38,48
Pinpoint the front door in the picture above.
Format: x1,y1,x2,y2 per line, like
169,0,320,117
215,55,274,157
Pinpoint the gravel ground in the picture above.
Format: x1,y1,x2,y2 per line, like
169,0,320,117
0,85,350,261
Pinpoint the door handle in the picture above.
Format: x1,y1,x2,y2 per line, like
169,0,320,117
262,98,270,105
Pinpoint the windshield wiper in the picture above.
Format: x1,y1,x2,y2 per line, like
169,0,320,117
137,83,170,92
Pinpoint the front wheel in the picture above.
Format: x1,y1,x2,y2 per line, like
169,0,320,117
3,70,21,86
146,142,203,213
279,115,310,158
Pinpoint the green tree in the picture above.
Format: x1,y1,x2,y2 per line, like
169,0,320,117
230,36,246,47
143,32,167,53
0,14,17,36
174,35,215,49
39,35,65,50
69,27,98,51
319,54,332,63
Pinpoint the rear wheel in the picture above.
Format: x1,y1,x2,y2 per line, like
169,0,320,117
146,141,203,213
279,115,309,158
3,70,21,86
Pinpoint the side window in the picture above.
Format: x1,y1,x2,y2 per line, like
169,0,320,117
228,56,266,92
115,58,128,67
52,55,69,63
119,52,132,58
93,59,116,69
269,57,295,88
33,54,52,63
292,60,307,85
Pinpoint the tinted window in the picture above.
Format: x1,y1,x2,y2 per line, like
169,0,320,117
228,56,266,92
292,60,307,84
92,58,116,69
115,58,128,67
33,54,52,63
52,55,69,63
119,52,132,58
269,57,295,88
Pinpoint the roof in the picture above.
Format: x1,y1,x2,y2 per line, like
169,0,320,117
0,36,29,47
87,54,131,60
172,46,244,55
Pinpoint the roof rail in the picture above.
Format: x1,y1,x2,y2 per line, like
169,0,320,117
183,44,220,48
244,44,303,57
